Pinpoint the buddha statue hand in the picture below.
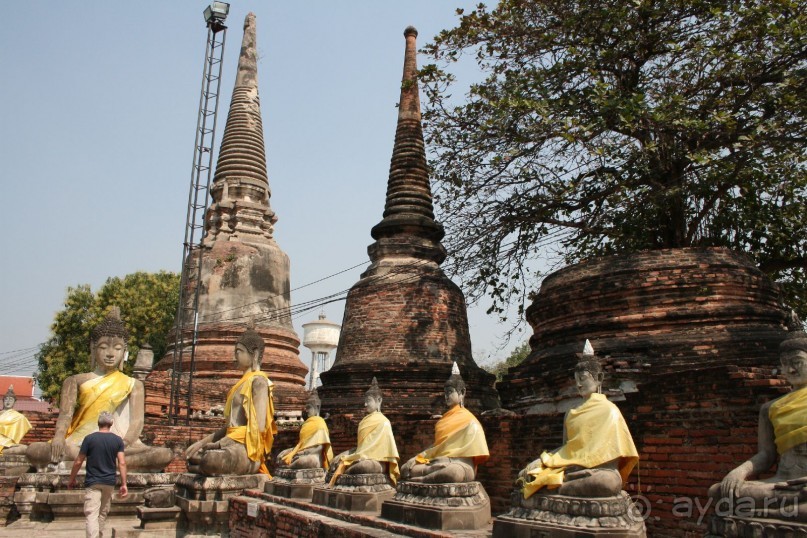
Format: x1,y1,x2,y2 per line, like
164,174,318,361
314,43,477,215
186,435,214,461
51,437,66,463
329,450,348,472
719,462,753,499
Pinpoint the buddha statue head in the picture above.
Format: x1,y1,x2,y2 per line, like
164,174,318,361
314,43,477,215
305,389,321,419
90,307,129,372
235,327,265,371
574,340,604,398
3,385,15,410
364,377,383,414
780,331,807,389
444,362,466,408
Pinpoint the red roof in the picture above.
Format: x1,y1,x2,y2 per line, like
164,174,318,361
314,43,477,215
0,376,35,398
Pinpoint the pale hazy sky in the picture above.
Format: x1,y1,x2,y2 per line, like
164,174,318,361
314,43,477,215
0,1,526,381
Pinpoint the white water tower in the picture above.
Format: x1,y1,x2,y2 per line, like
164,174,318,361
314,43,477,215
302,313,340,390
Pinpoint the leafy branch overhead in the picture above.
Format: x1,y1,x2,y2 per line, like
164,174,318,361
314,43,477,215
421,0,807,320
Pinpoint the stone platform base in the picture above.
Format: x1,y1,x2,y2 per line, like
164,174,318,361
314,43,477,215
381,480,491,531
232,489,492,537
12,472,180,522
708,513,807,537
176,473,269,536
312,473,395,514
264,467,325,501
493,491,645,538
137,504,181,530
0,453,31,477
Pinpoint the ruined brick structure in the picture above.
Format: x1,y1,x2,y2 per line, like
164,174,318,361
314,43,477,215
145,14,307,420
317,27,497,417
498,248,791,413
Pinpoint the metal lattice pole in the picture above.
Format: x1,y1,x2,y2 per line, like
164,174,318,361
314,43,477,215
169,14,228,425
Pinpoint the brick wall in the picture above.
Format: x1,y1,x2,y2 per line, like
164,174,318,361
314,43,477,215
500,248,790,412
18,409,57,444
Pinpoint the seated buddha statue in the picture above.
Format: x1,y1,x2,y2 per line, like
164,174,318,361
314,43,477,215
186,328,277,476
328,377,399,486
0,386,32,456
26,308,173,472
400,363,489,484
276,390,332,470
709,331,807,513
518,342,639,498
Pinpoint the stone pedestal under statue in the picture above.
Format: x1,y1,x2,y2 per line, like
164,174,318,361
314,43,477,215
175,473,269,536
708,513,807,537
312,473,395,515
380,481,491,531
13,472,180,522
0,453,30,477
264,467,325,501
493,490,646,538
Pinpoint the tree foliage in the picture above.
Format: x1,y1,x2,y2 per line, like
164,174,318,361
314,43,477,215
484,341,532,381
36,271,179,401
421,0,807,320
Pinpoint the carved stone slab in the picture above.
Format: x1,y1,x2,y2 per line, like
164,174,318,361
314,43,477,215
492,490,646,538
0,453,31,476
332,472,394,492
709,514,807,537
12,472,181,522
175,473,269,536
311,474,395,514
380,480,491,531
264,467,325,501
136,505,182,531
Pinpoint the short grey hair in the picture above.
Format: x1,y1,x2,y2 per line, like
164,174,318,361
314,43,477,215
98,412,114,427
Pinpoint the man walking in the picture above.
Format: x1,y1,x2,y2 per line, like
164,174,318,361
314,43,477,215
68,411,128,538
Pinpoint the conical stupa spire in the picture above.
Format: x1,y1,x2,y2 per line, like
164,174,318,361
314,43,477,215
207,13,277,242
212,13,270,194
370,26,445,252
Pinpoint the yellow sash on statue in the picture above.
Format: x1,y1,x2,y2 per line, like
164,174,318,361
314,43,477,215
415,406,489,468
329,411,400,486
66,371,134,444
770,386,807,455
282,415,333,469
224,370,277,476
523,393,639,498
0,409,32,454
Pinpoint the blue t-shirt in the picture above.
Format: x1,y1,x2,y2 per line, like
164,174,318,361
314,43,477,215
79,431,125,487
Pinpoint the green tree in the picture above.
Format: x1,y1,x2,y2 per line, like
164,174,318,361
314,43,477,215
36,271,180,401
421,0,807,320
485,341,532,381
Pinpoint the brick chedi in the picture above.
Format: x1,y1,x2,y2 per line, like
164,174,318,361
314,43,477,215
146,14,307,419
318,27,498,417
499,247,792,413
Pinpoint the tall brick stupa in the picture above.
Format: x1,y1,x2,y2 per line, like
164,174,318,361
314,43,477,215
318,27,498,418
145,14,307,419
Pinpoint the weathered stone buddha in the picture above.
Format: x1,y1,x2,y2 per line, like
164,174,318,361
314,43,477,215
265,390,333,500
709,331,807,524
400,363,489,484
494,341,644,537
0,386,31,456
186,328,277,476
328,377,399,486
382,364,491,530
518,342,639,498
276,390,332,471
26,308,173,472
